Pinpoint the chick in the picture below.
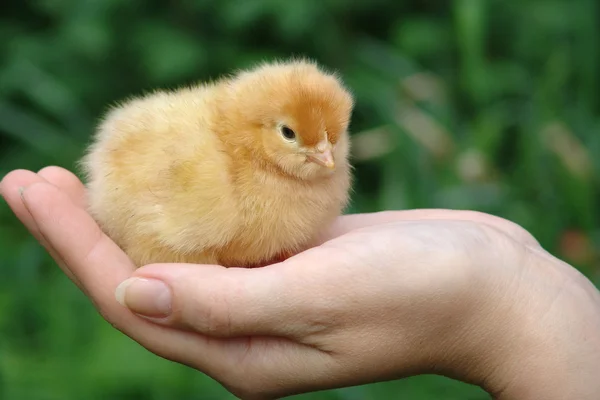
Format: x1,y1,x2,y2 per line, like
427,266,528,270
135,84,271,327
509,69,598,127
80,59,354,268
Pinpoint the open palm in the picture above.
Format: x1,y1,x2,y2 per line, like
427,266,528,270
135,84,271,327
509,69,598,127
4,166,597,400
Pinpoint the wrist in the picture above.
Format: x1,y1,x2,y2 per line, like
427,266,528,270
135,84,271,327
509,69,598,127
418,226,600,399
477,248,600,399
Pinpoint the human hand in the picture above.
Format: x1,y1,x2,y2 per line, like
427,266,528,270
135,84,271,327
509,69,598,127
2,167,599,400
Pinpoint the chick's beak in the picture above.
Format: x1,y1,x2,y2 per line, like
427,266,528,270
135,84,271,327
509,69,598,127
307,148,335,169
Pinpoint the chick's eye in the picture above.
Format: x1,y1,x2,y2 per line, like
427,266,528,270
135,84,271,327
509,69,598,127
280,126,296,141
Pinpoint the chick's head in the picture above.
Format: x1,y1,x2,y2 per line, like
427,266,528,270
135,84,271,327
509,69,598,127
220,59,354,180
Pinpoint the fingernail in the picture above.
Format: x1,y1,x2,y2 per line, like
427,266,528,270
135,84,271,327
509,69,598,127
115,278,172,317
18,186,26,200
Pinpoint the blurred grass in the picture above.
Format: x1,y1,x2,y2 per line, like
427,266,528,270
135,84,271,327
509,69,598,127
1,0,598,399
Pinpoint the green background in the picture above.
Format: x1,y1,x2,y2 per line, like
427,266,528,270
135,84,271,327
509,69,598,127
1,0,598,399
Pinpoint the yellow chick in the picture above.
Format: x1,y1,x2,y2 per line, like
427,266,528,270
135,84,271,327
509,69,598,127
80,59,354,268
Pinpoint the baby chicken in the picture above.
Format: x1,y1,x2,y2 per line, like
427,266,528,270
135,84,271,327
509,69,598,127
80,59,354,268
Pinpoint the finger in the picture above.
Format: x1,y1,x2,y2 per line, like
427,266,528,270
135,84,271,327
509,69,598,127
0,170,58,240
17,181,262,379
37,166,87,209
19,181,334,395
20,181,136,305
116,261,348,398
1,170,81,286
321,209,540,248
120,261,320,339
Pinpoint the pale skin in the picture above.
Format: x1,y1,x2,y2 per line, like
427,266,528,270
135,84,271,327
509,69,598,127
1,166,600,399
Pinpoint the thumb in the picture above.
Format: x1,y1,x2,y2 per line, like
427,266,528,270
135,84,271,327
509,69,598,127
115,262,316,338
